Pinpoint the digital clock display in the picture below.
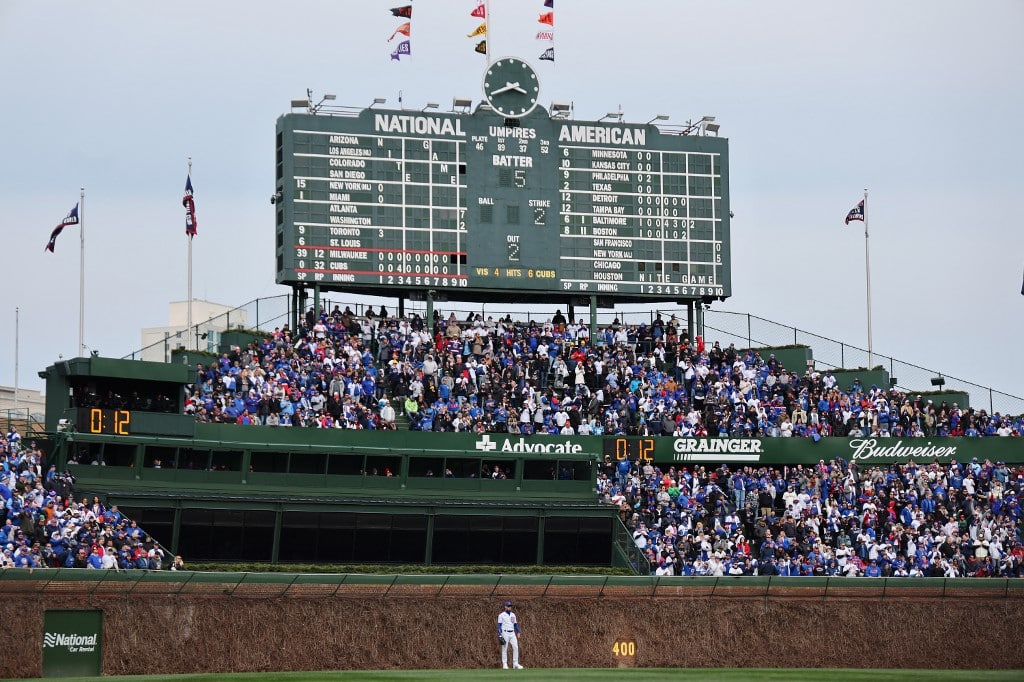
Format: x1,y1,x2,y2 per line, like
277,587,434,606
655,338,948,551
603,437,655,462
78,407,131,436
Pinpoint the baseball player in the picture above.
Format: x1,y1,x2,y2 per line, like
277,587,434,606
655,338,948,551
497,600,524,669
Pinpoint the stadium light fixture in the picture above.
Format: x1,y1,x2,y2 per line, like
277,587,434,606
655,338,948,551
647,114,669,124
310,92,337,114
599,110,623,122
423,102,439,112
452,97,473,113
550,101,572,118
369,97,387,108
704,122,721,135
290,99,309,109
930,376,946,388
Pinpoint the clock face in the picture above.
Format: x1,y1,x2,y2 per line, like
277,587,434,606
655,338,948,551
482,57,540,118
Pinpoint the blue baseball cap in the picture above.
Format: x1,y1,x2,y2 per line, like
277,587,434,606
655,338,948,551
504,601,512,607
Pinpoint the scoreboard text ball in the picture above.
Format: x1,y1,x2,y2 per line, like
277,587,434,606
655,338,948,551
274,105,730,302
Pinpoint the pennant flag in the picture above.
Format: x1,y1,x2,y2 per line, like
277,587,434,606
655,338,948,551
183,175,198,238
544,0,553,7
467,22,486,38
845,200,865,225
390,22,411,41
538,11,554,25
474,40,487,54
391,40,411,60
536,30,554,41
45,203,79,252
390,5,412,18
539,47,554,61
470,3,485,18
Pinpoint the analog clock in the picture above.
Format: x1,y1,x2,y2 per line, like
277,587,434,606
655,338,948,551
483,57,540,118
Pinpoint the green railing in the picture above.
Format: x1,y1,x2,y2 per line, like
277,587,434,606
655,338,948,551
2,570,1021,600
3,408,44,442
612,518,648,575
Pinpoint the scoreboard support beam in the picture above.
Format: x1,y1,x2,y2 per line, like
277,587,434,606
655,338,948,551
313,285,321,326
589,296,598,348
426,290,435,339
686,300,695,343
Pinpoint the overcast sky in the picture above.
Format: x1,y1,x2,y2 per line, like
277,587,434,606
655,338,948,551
1,0,1022,401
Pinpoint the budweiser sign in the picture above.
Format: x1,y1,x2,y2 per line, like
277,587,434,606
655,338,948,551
848,439,958,461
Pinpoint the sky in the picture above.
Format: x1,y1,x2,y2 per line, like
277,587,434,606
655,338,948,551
1,0,1022,400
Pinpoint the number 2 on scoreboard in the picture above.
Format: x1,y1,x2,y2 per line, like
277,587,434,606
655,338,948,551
508,242,520,261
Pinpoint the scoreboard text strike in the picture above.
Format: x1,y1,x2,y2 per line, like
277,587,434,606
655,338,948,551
275,106,730,302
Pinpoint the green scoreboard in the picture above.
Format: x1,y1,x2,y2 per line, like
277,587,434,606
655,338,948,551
274,98,730,303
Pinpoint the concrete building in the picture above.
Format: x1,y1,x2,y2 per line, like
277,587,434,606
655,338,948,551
139,299,248,363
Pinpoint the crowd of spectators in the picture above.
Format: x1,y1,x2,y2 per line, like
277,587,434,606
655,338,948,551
185,305,1024,441
12,306,1021,574
1,427,180,570
600,455,1023,578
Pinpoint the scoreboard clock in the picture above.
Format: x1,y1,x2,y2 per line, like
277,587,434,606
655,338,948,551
78,408,132,436
274,62,730,303
483,57,541,117
603,437,655,462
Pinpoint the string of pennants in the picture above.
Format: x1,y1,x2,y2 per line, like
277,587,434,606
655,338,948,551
386,2,554,62
538,0,554,62
467,2,487,55
388,4,412,61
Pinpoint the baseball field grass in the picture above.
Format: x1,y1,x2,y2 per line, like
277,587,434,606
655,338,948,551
14,669,1023,682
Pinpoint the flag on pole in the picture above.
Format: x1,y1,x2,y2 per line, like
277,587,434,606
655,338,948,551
183,175,198,238
470,3,486,18
539,47,554,61
536,30,554,41
391,40,411,60
474,40,487,54
544,0,554,7
45,203,79,252
467,22,486,38
390,22,411,41
538,11,554,25
390,5,412,18
845,200,864,225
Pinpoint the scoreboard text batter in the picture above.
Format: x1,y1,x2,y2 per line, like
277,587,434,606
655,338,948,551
275,106,730,301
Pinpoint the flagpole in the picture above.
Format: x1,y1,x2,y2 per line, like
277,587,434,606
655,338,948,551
863,188,873,369
13,307,19,412
485,0,492,66
79,187,86,357
187,157,194,351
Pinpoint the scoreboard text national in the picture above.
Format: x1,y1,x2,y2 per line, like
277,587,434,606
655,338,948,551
275,100,730,303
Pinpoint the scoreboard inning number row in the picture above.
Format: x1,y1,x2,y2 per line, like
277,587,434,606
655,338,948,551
274,104,730,301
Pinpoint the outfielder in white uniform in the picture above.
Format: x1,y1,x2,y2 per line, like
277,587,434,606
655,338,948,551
497,601,523,669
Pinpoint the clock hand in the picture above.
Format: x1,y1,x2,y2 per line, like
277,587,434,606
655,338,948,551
511,85,528,94
491,81,521,95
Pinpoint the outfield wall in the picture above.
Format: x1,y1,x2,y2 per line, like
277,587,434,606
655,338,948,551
2,572,1023,677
